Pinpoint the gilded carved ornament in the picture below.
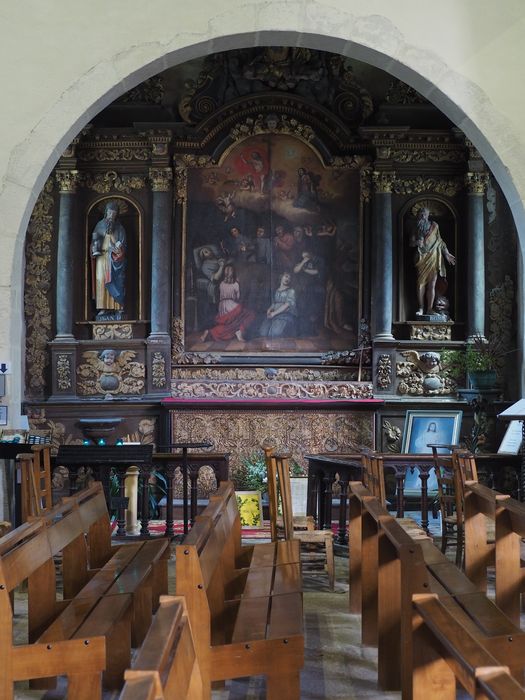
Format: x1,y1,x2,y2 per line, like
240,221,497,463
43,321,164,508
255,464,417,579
172,366,353,382
360,166,373,203
409,324,452,341
396,350,457,396
92,323,133,340
24,179,54,397
77,349,145,396
330,155,370,170
152,352,167,388
392,177,463,197
389,148,465,164
465,172,489,195
169,409,373,475
56,354,72,391
171,379,373,400
55,170,79,194
376,354,392,390
382,420,402,453
149,167,173,192
78,141,150,162
146,129,172,157
170,316,219,366
174,155,212,204
82,171,145,194
229,113,316,142
372,171,396,193
79,148,150,162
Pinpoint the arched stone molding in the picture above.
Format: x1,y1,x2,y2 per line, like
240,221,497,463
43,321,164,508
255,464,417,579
3,2,525,417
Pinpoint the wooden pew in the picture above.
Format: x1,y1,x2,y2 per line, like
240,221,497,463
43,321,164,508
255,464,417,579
120,596,204,700
176,480,304,699
19,445,53,520
0,482,169,698
412,593,525,699
0,519,106,699
349,479,525,699
464,480,525,625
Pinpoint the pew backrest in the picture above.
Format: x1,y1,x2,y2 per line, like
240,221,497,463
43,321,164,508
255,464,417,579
120,596,203,700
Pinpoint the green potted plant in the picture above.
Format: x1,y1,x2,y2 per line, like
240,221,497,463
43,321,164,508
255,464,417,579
440,333,504,390
232,450,306,526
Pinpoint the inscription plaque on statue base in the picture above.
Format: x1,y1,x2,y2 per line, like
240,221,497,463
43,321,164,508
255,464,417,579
77,321,150,341
409,321,454,341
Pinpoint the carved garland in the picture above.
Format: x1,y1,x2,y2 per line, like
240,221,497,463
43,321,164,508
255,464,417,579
392,177,464,196
229,113,316,142
389,149,465,163
78,146,150,162
24,179,54,397
171,379,373,400
82,171,146,193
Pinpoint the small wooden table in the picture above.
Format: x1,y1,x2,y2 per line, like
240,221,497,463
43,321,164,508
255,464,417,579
306,451,522,544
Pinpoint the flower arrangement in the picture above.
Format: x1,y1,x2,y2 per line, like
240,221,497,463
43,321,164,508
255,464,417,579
232,449,306,493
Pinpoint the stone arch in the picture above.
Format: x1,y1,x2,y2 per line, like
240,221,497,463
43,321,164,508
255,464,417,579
7,11,525,413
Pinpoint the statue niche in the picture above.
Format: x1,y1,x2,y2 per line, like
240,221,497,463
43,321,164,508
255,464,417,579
400,199,457,323
86,198,141,322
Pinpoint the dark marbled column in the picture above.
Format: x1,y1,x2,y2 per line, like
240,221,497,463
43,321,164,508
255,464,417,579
466,172,489,340
372,172,395,340
149,168,173,338
55,171,78,338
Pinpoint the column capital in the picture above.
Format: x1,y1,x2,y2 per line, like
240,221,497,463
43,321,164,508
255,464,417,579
372,171,396,194
149,167,173,192
55,169,79,193
465,171,489,195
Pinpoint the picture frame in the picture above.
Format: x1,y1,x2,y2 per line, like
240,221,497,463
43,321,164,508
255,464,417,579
235,490,264,528
0,406,7,426
0,429,27,444
401,410,463,455
177,130,363,365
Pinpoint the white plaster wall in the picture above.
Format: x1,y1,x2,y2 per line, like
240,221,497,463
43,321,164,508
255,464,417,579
1,0,525,419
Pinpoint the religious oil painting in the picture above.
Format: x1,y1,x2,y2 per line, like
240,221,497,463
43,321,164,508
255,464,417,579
402,410,463,455
184,134,361,355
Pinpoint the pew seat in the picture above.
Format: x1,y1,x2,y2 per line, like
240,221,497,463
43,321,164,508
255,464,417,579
176,480,304,698
0,482,169,699
349,478,525,699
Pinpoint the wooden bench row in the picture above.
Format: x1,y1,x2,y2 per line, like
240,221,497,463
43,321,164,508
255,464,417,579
464,480,525,626
348,478,525,699
0,481,170,699
175,480,304,699
119,596,203,700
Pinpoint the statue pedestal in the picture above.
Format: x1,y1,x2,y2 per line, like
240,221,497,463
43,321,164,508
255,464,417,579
408,320,454,341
